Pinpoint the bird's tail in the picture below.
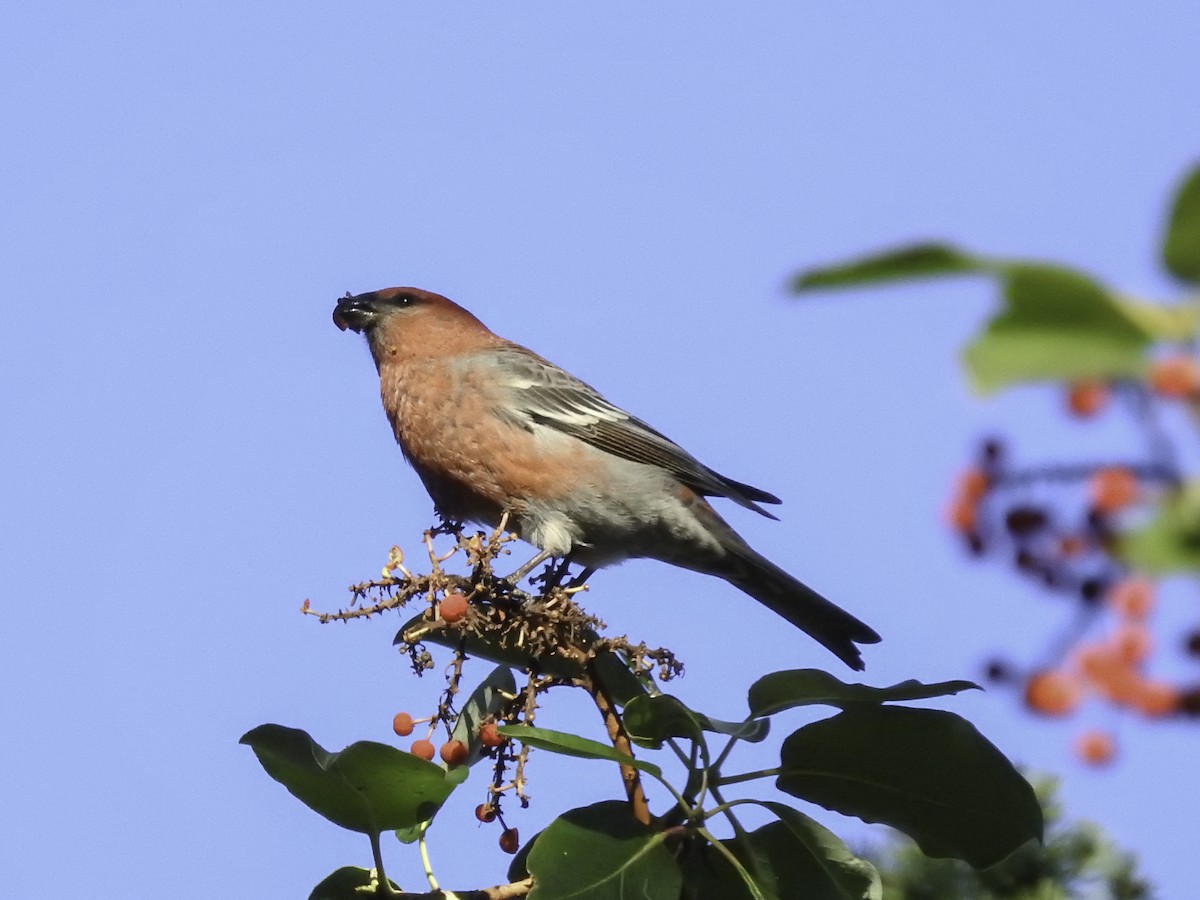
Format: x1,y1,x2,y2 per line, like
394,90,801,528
722,549,881,670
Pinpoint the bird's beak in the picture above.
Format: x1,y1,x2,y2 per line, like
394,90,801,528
333,292,378,333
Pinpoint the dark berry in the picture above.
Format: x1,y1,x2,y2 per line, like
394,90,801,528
1178,687,1200,717
984,659,1014,683
1005,505,1048,537
475,803,497,823
1015,548,1041,573
1080,577,1108,606
1186,630,1200,656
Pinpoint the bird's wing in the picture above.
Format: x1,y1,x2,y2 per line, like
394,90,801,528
481,345,781,518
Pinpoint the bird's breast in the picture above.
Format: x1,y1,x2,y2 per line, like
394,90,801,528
379,361,607,522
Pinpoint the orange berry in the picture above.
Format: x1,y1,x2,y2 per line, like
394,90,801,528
439,591,470,623
475,803,497,823
1088,467,1139,514
946,498,978,533
478,722,506,748
1132,681,1178,718
440,739,469,766
1056,534,1089,558
1108,578,1155,620
499,827,520,855
1074,642,1128,692
1066,380,1110,418
958,468,990,503
392,712,415,737
1079,648,1141,705
1111,623,1153,665
1023,669,1082,717
1075,730,1116,766
1149,355,1200,398
410,739,436,761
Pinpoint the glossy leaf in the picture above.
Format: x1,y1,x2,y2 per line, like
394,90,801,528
680,837,775,900
308,867,399,899
680,805,879,900
679,841,770,900
449,664,516,767
240,724,455,834
777,707,1042,869
791,243,990,292
590,650,653,707
1163,163,1200,284
527,801,681,900
1116,481,1200,573
622,694,705,749
496,724,663,779
748,669,978,717
751,803,882,900
396,612,587,680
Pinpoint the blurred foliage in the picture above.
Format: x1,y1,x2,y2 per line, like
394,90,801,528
863,778,1154,900
793,161,1200,757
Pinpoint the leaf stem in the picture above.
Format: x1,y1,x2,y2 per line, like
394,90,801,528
715,767,781,787
368,830,397,896
711,734,740,772
418,822,440,892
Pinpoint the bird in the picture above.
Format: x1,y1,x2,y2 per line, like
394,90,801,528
333,287,880,669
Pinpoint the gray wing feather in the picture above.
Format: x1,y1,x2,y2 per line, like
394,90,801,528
484,345,781,518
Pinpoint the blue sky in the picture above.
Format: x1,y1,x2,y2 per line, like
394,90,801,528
3,4,1198,896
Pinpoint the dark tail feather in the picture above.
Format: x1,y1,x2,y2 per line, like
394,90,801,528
723,551,881,670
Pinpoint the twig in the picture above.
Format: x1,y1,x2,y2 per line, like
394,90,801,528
585,660,651,825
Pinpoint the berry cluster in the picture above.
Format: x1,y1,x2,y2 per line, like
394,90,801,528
946,362,1200,765
392,700,523,853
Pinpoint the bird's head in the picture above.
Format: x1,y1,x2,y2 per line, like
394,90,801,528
333,287,438,334
334,287,498,364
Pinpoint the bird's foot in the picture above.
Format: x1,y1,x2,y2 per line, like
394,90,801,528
505,549,553,586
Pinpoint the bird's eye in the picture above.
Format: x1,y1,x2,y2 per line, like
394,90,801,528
391,292,417,307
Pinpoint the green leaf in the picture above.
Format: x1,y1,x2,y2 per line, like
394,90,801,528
750,803,882,900
694,713,769,743
622,694,705,749
590,650,654,707
308,867,400,899
449,664,516,767
679,839,775,900
527,801,681,900
496,724,663,780
777,707,1042,869
681,844,763,900
508,826,540,882
1116,481,1200,573
791,243,991,292
630,696,771,744
1163,163,1200,284
681,807,880,900
747,669,978,718
240,725,455,834
962,264,1151,392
